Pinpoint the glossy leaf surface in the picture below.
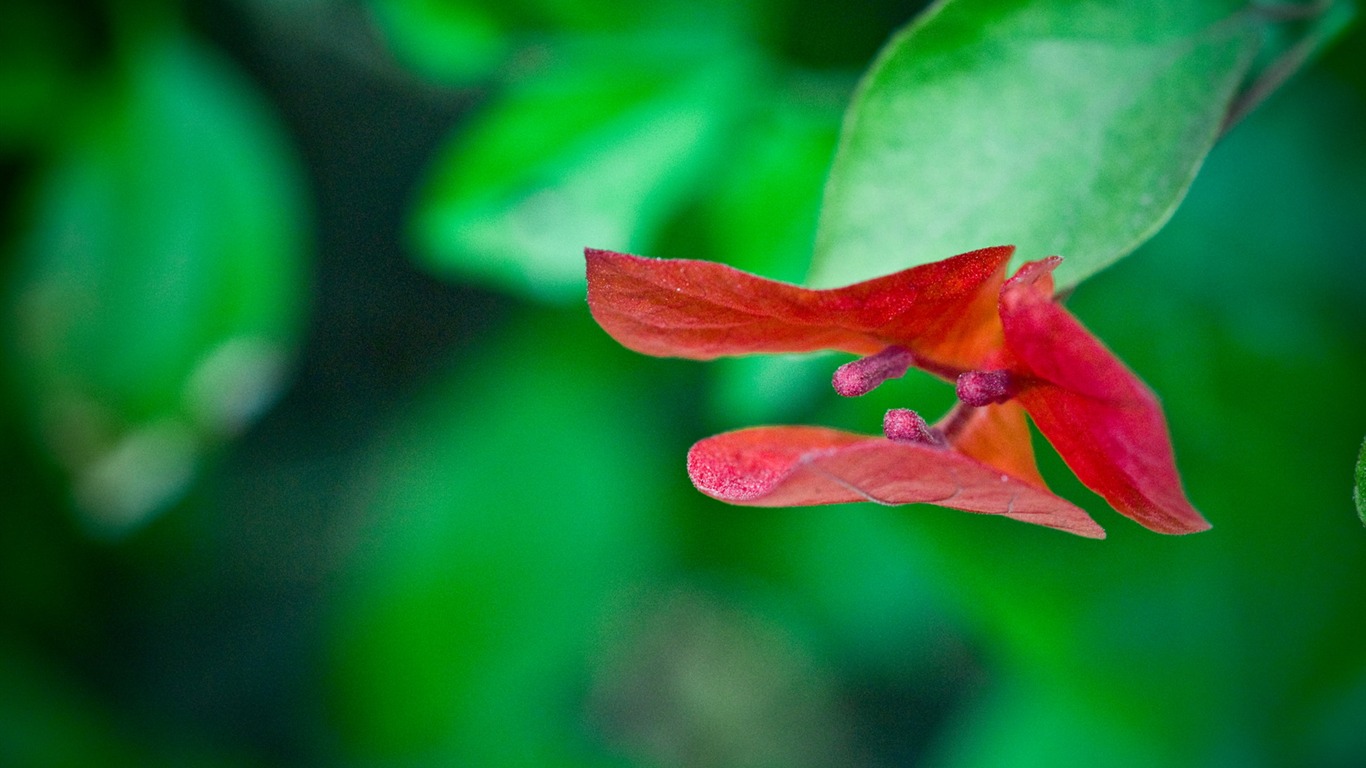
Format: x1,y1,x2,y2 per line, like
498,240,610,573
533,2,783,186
812,0,1258,290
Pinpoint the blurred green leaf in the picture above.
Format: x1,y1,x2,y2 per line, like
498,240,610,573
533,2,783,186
367,0,508,86
516,0,763,34
366,0,770,86
3,32,309,534
927,672,1174,768
411,34,755,301
700,74,848,282
1355,436,1365,524
326,309,671,765
810,0,1258,290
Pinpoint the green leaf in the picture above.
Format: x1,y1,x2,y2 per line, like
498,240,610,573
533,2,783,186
366,0,508,86
3,33,309,534
1356,436,1365,525
810,0,1259,290
928,672,1175,768
411,34,754,301
701,75,850,282
365,0,767,85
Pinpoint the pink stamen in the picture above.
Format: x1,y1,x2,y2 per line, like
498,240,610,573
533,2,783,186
956,370,1014,407
883,408,947,446
833,346,914,397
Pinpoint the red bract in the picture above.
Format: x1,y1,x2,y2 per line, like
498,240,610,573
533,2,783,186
994,257,1208,534
585,245,1009,370
585,246,1208,538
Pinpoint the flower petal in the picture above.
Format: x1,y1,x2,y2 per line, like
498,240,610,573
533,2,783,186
943,401,1047,489
1001,259,1209,534
586,245,1012,370
687,426,1105,538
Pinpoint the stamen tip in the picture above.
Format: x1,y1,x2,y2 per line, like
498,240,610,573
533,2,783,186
883,409,945,446
956,370,1014,407
832,346,913,398
832,366,872,397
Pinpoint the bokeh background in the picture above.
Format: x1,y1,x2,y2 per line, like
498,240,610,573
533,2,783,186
2,0,1365,765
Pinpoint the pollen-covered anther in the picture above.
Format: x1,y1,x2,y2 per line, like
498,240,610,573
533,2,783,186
832,346,914,397
883,408,947,446
956,369,1015,407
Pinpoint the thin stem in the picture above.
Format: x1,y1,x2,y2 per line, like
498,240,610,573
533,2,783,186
1250,0,1332,21
1222,0,1343,135
907,353,969,383
933,402,977,443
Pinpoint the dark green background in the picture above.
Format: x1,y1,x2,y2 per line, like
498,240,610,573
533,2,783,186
2,1,1363,765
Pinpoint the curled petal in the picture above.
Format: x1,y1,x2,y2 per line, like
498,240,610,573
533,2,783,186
1001,259,1208,534
941,401,1046,489
687,426,1105,538
586,246,1012,370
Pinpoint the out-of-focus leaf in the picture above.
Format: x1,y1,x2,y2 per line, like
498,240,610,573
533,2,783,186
3,33,309,535
366,0,507,86
927,672,1173,768
811,0,1258,290
1302,665,1366,767
326,309,669,765
366,0,768,85
518,0,761,34
412,34,754,301
708,353,834,429
701,75,848,282
1223,0,1356,132
1355,436,1365,524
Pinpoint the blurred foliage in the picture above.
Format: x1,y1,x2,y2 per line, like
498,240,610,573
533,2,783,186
327,309,675,764
2,0,1364,767
3,5,309,535
411,32,759,300
401,0,874,300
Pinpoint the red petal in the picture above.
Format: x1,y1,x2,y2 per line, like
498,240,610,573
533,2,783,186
586,246,1011,370
944,401,1047,489
1001,259,1209,534
687,426,1105,538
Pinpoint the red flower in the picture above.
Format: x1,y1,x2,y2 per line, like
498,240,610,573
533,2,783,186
586,245,1207,538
